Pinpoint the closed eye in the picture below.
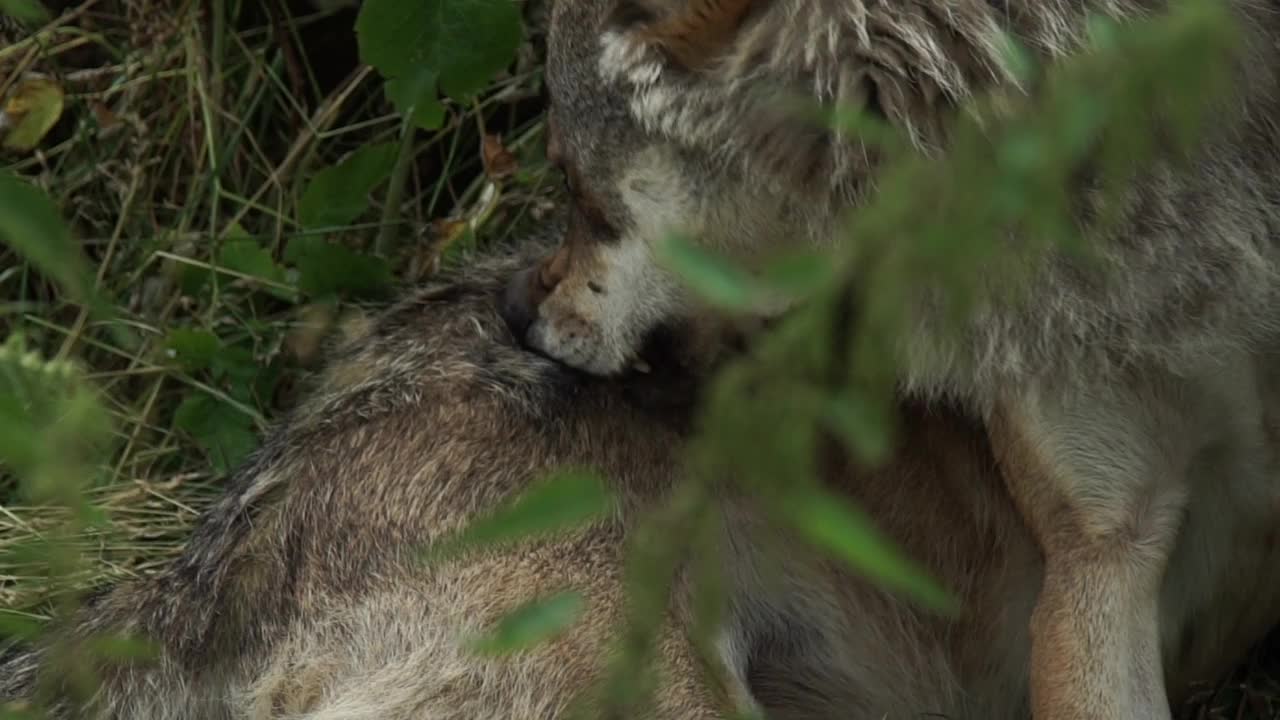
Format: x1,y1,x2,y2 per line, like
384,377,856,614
554,157,621,241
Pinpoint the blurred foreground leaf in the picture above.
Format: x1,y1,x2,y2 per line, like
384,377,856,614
470,591,586,656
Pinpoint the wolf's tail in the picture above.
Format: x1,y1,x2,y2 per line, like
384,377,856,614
0,582,223,720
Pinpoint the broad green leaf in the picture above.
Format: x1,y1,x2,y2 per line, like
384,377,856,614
427,470,611,559
658,235,756,310
218,239,283,283
0,171,92,303
166,327,263,404
247,356,284,410
284,237,393,300
217,239,294,300
469,591,585,656
173,393,258,476
177,258,213,297
298,142,399,230
385,71,446,131
0,0,47,22
356,0,521,117
210,344,262,404
1,75,64,152
164,329,221,372
779,488,957,615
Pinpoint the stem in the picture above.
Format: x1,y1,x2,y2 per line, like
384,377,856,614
375,116,417,258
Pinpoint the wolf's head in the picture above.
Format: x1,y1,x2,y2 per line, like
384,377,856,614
500,0,835,375
502,0,1005,374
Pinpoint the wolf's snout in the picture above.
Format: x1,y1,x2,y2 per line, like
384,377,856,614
501,246,570,341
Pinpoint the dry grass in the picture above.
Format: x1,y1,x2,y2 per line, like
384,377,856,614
0,1,1276,718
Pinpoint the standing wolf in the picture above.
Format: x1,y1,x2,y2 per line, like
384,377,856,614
499,1,1280,719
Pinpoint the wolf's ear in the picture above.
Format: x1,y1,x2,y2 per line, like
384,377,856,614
605,0,758,73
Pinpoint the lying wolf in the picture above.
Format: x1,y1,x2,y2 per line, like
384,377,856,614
499,1,1280,718
2,235,1279,720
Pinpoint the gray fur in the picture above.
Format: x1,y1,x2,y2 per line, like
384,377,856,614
532,0,1280,407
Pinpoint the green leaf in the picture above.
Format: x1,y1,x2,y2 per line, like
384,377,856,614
177,261,213,297
284,237,393,300
166,328,263,403
218,239,283,282
298,142,399,230
173,393,258,476
759,249,837,297
164,329,221,372
0,0,48,22
0,338,111,514
217,239,294,300
658,234,757,310
0,171,92,304
210,344,262,404
469,591,586,656
0,403,45,458
0,614,41,643
1085,12,1121,51
994,30,1038,86
779,488,958,615
427,469,612,559
385,70,446,131
356,0,521,117
822,391,893,464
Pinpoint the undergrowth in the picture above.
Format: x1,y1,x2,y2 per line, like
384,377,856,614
0,0,553,614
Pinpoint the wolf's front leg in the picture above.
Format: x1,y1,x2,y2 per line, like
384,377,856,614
989,377,1197,720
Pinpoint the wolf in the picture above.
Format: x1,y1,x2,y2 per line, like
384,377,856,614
499,1,1280,718
2,230,1279,719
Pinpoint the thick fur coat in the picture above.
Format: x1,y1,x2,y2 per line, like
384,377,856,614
518,0,1280,404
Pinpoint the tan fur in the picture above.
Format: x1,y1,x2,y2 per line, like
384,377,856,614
3,234,1278,719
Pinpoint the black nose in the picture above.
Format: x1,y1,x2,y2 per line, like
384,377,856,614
500,266,538,340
